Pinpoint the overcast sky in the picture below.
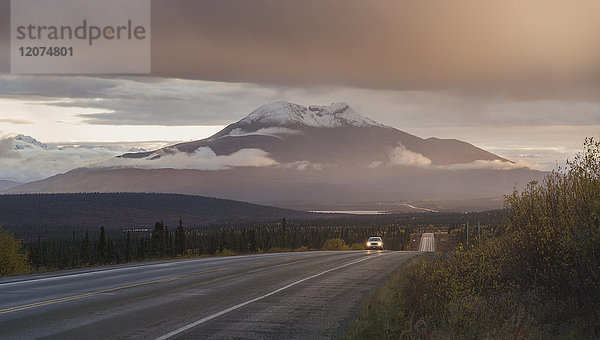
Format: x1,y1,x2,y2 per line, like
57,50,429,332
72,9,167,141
1,0,599,175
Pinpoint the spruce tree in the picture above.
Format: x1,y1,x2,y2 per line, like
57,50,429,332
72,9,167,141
248,229,257,252
106,237,114,264
151,221,166,257
81,230,91,265
125,231,131,262
97,226,107,264
175,217,186,255
280,218,288,249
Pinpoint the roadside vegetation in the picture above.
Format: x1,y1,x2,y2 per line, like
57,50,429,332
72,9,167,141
346,137,600,339
0,226,30,276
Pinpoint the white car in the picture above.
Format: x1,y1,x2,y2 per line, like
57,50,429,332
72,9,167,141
366,237,383,250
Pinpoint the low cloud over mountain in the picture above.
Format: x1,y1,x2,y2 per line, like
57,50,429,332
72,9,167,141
0,135,157,182
105,147,278,171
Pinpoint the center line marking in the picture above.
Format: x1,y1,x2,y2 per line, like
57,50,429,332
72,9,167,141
155,253,387,340
0,267,228,315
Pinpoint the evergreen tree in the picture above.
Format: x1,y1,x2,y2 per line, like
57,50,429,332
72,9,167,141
175,217,186,255
248,229,257,252
138,238,146,259
280,218,288,249
165,225,172,255
106,237,114,264
97,226,107,264
151,221,166,257
29,236,42,270
81,230,92,265
125,231,132,262
208,234,217,254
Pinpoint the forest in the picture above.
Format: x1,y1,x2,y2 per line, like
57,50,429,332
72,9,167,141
1,209,502,273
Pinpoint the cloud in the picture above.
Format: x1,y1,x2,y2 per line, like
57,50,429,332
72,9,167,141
0,142,122,182
146,0,600,96
388,144,432,167
368,161,383,169
4,76,600,131
0,137,20,159
0,136,172,182
226,127,302,139
0,75,283,126
277,160,325,171
3,0,600,97
102,147,278,170
0,118,36,124
441,160,543,171
381,143,541,170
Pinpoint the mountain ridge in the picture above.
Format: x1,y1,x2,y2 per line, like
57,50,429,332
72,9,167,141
121,101,509,167
0,192,319,235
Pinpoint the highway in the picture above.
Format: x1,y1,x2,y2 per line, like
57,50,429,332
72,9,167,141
418,233,435,252
0,250,418,339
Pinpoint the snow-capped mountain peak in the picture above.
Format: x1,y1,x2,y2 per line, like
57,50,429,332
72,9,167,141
14,134,49,150
238,101,385,128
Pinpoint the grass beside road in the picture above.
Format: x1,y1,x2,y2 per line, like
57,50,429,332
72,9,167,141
343,254,432,340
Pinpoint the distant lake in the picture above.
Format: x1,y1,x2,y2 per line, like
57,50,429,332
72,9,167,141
310,210,391,215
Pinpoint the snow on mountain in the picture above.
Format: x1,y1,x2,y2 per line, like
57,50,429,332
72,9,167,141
238,101,385,128
128,147,148,153
14,134,49,150
1,135,160,183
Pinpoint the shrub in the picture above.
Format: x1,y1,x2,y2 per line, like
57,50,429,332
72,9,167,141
348,137,600,338
350,243,365,250
0,226,30,276
216,248,236,256
323,238,350,250
267,247,289,253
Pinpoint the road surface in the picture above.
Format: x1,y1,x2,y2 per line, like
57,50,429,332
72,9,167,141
0,250,418,339
418,233,435,252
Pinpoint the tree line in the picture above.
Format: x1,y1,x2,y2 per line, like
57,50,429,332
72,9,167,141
3,209,500,274
24,217,420,271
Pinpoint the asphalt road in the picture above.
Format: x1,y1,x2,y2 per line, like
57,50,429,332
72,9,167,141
0,250,419,339
418,233,435,252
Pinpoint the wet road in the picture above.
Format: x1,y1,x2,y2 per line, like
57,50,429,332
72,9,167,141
0,250,418,339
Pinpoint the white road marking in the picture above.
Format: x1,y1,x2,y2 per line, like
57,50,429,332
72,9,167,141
418,233,435,252
155,253,386,340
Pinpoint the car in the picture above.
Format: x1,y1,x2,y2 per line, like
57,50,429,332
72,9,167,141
366,236,384,250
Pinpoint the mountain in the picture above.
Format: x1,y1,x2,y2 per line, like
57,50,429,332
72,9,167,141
0,180,23,191
121,101,506,167
0,193,318,234
13,134,48,150
4,101,545,207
